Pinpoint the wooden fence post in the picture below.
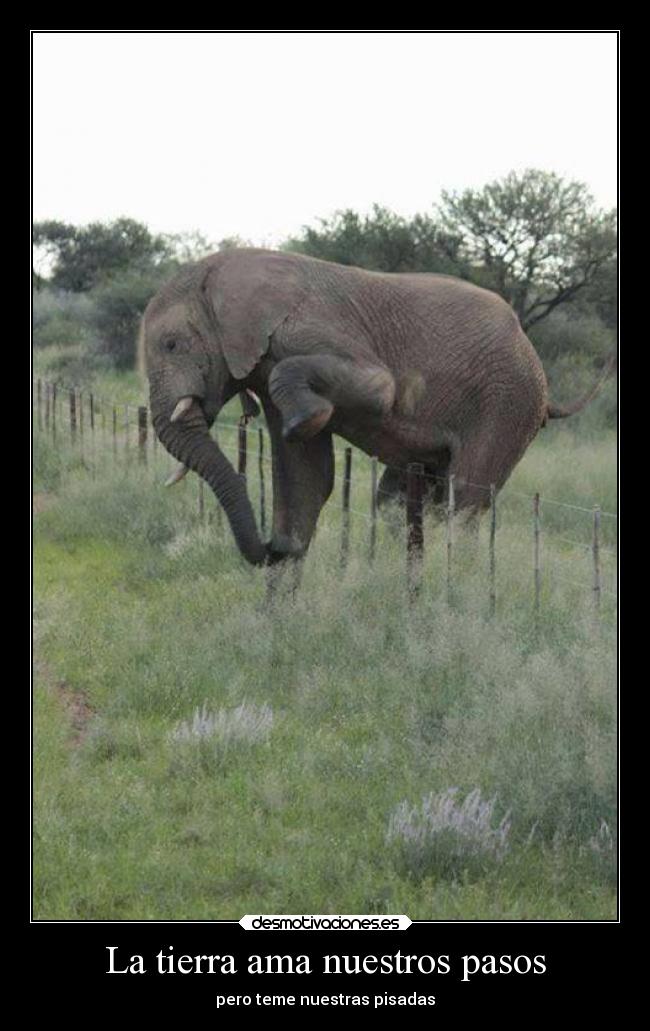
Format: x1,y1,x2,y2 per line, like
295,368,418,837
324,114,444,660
533,492,541,613
369,456,378,563
446,473,455,604
78,391,84,438
198,479,205,523
592,505,601,616
69,390,77,443
138,406,148,463
340,446,352,568
258,427,266,535
112,406,117,459
44,381,51,434
489,483,497,617
124,405,130,459
89,393,95,433
406,462,424,596
51,384,57,441
37,379,42,430
238,419,247,477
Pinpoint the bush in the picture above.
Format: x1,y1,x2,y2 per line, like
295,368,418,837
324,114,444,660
387,787,511,881
169,701,274,774
33,290,94,349
88,269,166,371
528,308,615,365
36,344,111,388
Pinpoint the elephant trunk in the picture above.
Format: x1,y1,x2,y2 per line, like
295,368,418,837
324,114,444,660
152,400,266,567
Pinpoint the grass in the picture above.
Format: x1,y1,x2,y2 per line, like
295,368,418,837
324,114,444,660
32,372,617,920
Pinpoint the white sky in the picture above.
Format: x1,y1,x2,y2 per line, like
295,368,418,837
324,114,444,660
33,31,617,246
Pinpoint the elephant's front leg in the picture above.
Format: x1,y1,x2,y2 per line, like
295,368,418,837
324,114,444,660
261,398,335,562
268,354,395,442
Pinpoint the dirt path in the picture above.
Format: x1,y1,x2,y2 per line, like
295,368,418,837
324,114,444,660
54,679,95,747
34,635,95,748
33,492,52,515
34,492,95,746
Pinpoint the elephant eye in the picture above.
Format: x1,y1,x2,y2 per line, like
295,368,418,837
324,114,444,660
165,339,177,353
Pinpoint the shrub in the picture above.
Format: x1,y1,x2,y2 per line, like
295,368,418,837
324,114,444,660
387,787,511,881
33,290,94,349
169,701,274,776
88,269,165,370
529,308,615,365
171,701,274,745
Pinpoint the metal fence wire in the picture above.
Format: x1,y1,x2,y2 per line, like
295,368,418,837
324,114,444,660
34,378,618,618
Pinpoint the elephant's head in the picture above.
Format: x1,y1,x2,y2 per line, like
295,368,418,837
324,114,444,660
141,249,307,566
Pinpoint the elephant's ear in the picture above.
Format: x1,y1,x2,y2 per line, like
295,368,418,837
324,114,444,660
203,251,308,381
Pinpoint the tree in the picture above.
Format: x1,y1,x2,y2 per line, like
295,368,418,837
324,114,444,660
438,170,617,330
284,204,464,275
217,235,254,252
165,230,217,263
33,218,173,292
88,267,169,370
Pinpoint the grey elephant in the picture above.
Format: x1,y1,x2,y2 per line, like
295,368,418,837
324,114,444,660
141,248,611,566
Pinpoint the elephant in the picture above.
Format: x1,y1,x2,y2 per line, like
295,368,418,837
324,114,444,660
140,247,612,566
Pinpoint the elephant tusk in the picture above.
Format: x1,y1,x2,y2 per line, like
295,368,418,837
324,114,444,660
164,463,189,487
170,396,194,423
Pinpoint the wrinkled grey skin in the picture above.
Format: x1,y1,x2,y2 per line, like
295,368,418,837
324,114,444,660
141,247,602,567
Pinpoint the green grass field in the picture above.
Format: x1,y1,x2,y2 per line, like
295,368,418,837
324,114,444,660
33,369,617,920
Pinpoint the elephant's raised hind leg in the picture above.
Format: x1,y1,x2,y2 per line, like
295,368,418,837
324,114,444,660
269,354,395,442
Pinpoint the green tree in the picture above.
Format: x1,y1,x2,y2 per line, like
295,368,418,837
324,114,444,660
438,169,617,330
88,267,169,370
285,204,464,275
33,218,173,292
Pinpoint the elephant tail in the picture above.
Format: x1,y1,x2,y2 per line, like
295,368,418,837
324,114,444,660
546,351,617,421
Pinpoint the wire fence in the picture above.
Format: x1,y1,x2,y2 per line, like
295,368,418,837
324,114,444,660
33,377,618,619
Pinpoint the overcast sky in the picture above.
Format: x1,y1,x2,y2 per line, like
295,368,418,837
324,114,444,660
33,31,617,246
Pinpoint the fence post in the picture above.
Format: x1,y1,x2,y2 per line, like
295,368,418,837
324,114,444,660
406,462,424,596
124,405,130,459
340,446,352,568
489,484,497,617
79,391,86,465
592,505,601,616
369,456,378,563
446,473,455,604
533,492,541,613
89,393,95,433
258,427,266,535
69,390,76,443
36,379,42,430
112,406,117,460
238,419,247,477
198,479,205,523
44,381,51,434
52,384,57,441
138,406,148,463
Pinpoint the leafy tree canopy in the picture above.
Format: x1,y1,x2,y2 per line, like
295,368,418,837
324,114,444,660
33,217,174,292
285,204,465,276
438,169,617,330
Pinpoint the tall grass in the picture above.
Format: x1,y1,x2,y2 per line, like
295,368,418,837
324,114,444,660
32,384,617,919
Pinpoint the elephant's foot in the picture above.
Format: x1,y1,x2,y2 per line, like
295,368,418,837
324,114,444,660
282,398,334,442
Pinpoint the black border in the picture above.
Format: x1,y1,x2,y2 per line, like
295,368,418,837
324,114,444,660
30,27,622,1015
